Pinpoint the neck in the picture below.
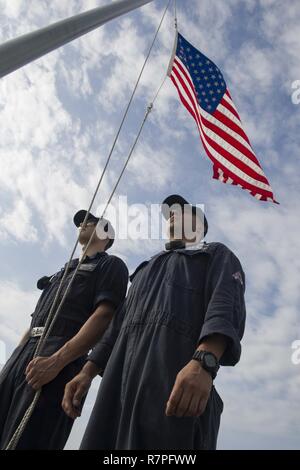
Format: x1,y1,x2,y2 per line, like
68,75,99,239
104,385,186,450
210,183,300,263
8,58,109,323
165,239,186,251
80,242,105,259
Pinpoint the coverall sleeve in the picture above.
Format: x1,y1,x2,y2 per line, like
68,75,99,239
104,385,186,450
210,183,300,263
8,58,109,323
198,244,246,366
88,301,126,375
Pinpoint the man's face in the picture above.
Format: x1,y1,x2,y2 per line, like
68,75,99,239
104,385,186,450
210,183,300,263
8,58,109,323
167,209,203,242
78,221,98,245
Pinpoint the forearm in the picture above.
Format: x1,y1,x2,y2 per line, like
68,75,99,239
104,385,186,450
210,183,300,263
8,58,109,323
197,333,228,361
53,302,115,369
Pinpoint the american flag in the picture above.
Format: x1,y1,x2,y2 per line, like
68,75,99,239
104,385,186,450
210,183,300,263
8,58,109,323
168,32,277,203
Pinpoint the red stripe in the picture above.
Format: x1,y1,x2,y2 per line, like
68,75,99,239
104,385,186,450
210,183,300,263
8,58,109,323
199,115,270,184
201,111,261,167
171,63,275,199
170,75,202,134
200,133,274,199
212,108,251,146
201,128,270,185
171,67,202,129
219,95,241,122
174,57,252,147
171,68,272,195
174,58,199,98
212,166,271,201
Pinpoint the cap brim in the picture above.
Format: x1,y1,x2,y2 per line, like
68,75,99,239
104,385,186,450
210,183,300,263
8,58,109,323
73,210,99,227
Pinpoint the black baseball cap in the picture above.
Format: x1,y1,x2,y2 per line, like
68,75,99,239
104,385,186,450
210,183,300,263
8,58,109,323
73,210,115,250
161,195,208,237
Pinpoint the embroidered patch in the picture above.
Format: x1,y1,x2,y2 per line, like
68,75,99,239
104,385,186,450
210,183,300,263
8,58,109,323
232,271,243,286
78,263,96,272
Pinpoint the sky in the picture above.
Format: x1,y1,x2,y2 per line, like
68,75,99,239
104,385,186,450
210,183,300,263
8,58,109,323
0,0,299,450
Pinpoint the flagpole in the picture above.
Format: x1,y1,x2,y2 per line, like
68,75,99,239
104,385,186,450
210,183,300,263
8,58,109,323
0,0,155,79
166,2,178,77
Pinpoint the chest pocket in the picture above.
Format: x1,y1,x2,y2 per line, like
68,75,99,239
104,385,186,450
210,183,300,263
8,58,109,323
165,252,209,294
64,263,97,303
78,263,97,273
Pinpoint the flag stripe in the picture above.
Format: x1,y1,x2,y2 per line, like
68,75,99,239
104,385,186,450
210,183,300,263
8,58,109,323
174,58,252,147
223,91,238,113
219,95,241,122
172,63,270,185
170,70,274,197
199,101,254,155
170,35,277,202
199,112,267,178
199,119,270,183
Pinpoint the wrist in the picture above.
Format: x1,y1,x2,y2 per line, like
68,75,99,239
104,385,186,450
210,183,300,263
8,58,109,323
52,344,72,370
82,361,102,379
192,350,219,380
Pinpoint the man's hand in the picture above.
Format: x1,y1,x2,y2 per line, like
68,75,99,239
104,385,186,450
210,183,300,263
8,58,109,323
25,355,63,390
165,360,212,418
62,371,93,419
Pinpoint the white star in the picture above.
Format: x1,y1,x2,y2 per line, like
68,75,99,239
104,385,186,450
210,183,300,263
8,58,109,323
209,67,213,72
217,89,221,93
204,76,208,80
206,59,210,64
209,90,214,94
201,69,206,74
214,81,219,86
205,98,209,102
202,91,206,96
199,62,203,66
207,105,212,110
212,97,216,101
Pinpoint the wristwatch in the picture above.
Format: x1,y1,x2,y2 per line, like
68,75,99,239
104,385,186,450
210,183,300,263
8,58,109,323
192,350,219,380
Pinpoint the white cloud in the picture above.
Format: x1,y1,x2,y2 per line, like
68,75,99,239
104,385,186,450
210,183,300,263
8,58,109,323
0,281,38,347
0,0,299,451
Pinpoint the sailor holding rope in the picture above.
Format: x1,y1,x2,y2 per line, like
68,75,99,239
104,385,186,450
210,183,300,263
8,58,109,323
0,210,128,450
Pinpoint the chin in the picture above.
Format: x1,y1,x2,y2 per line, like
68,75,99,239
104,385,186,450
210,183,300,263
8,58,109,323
78,235,87,245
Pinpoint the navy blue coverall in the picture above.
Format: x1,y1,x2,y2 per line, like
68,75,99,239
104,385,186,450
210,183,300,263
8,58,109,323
80,242,246,450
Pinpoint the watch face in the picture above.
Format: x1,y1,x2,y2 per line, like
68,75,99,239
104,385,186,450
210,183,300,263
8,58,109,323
205,353,217,368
